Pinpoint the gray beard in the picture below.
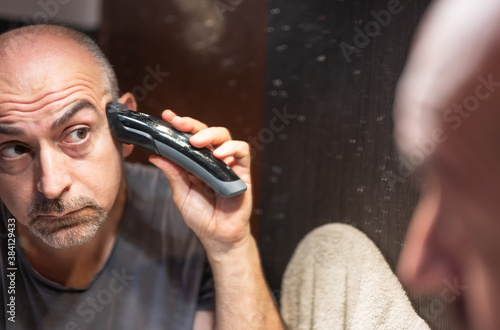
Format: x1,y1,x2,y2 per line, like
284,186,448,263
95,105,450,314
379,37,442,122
28,196,107,249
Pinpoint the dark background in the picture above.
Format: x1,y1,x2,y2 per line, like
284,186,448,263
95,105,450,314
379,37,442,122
1,0,461,328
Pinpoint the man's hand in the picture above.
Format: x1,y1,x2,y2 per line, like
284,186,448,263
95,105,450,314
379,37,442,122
150,110,284,330
149,109,252,253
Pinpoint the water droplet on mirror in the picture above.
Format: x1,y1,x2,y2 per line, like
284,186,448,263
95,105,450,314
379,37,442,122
275,44,288,52
317,55,326,62
279,134,288,140
276,213,286,220
272,79,283,87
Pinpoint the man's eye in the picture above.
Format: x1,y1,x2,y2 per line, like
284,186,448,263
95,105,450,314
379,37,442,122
0,144,31,159
65,128,90,143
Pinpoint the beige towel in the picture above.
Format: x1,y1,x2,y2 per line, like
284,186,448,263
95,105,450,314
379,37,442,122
280,223,429,330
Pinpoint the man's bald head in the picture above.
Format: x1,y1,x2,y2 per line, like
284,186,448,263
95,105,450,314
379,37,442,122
394,0,500,161
0,25,119,100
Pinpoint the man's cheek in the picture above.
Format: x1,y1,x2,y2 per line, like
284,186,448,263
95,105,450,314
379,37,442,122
0,187,32,227
80,144,123,211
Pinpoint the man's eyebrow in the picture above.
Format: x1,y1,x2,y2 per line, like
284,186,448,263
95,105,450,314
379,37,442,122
0,101,98,136
50,100,99,130
0,125,25,136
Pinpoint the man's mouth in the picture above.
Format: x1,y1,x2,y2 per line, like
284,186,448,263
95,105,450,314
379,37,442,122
30,208,93,234
37,209,83,219
26,196,107,248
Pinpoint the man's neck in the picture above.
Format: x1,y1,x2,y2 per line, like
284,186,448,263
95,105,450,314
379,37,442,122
17,176,128,288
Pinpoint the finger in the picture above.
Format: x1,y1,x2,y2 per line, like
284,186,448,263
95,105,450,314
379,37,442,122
149,154,191,204
213,140,250,165
161,110,208,134
150,154,217,206
213,141,251,184
160,109,177,123
190,127,232,149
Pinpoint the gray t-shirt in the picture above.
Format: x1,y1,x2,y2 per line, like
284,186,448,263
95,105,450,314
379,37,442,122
0,162,214,330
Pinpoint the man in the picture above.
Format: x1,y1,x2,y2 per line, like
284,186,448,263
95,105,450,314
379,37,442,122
0,25,283,329
395,0,500,329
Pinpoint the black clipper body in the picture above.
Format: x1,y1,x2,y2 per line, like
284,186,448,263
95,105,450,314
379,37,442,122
105,103,247,198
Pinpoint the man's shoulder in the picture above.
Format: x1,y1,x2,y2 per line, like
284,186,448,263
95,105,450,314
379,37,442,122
121,161,189,233
123,161,172,198
124,161,167,184
120,161,204,258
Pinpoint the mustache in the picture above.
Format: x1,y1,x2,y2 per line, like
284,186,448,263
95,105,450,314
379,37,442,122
27,196,107,249
28,196,103,222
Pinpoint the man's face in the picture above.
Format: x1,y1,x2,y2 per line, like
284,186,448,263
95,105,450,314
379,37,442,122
395,57,500,330
393,0,500,327
397,149,500,330
0,35,124,249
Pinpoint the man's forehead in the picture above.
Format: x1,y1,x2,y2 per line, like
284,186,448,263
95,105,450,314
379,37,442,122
0,100,101,136
0,36,103,108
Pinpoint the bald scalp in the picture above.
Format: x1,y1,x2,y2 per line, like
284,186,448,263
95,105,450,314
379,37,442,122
0,25,119,100
393,0,500,157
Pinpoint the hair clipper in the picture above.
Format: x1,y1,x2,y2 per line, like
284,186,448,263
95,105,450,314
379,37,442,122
105,103,247,198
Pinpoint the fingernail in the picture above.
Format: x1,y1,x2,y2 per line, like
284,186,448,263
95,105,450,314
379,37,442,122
213,146,225,157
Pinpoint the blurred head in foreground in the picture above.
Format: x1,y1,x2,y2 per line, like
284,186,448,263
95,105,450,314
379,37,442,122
395,0,500,329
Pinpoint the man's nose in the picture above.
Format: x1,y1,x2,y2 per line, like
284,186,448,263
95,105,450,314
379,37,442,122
397,190,457,293
36,145,72,200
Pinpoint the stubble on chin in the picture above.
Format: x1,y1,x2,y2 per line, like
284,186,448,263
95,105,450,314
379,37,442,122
28,196,107,249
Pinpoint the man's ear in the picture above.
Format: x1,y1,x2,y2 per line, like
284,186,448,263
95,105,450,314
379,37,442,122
116,92,137,157
117,92,137,112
